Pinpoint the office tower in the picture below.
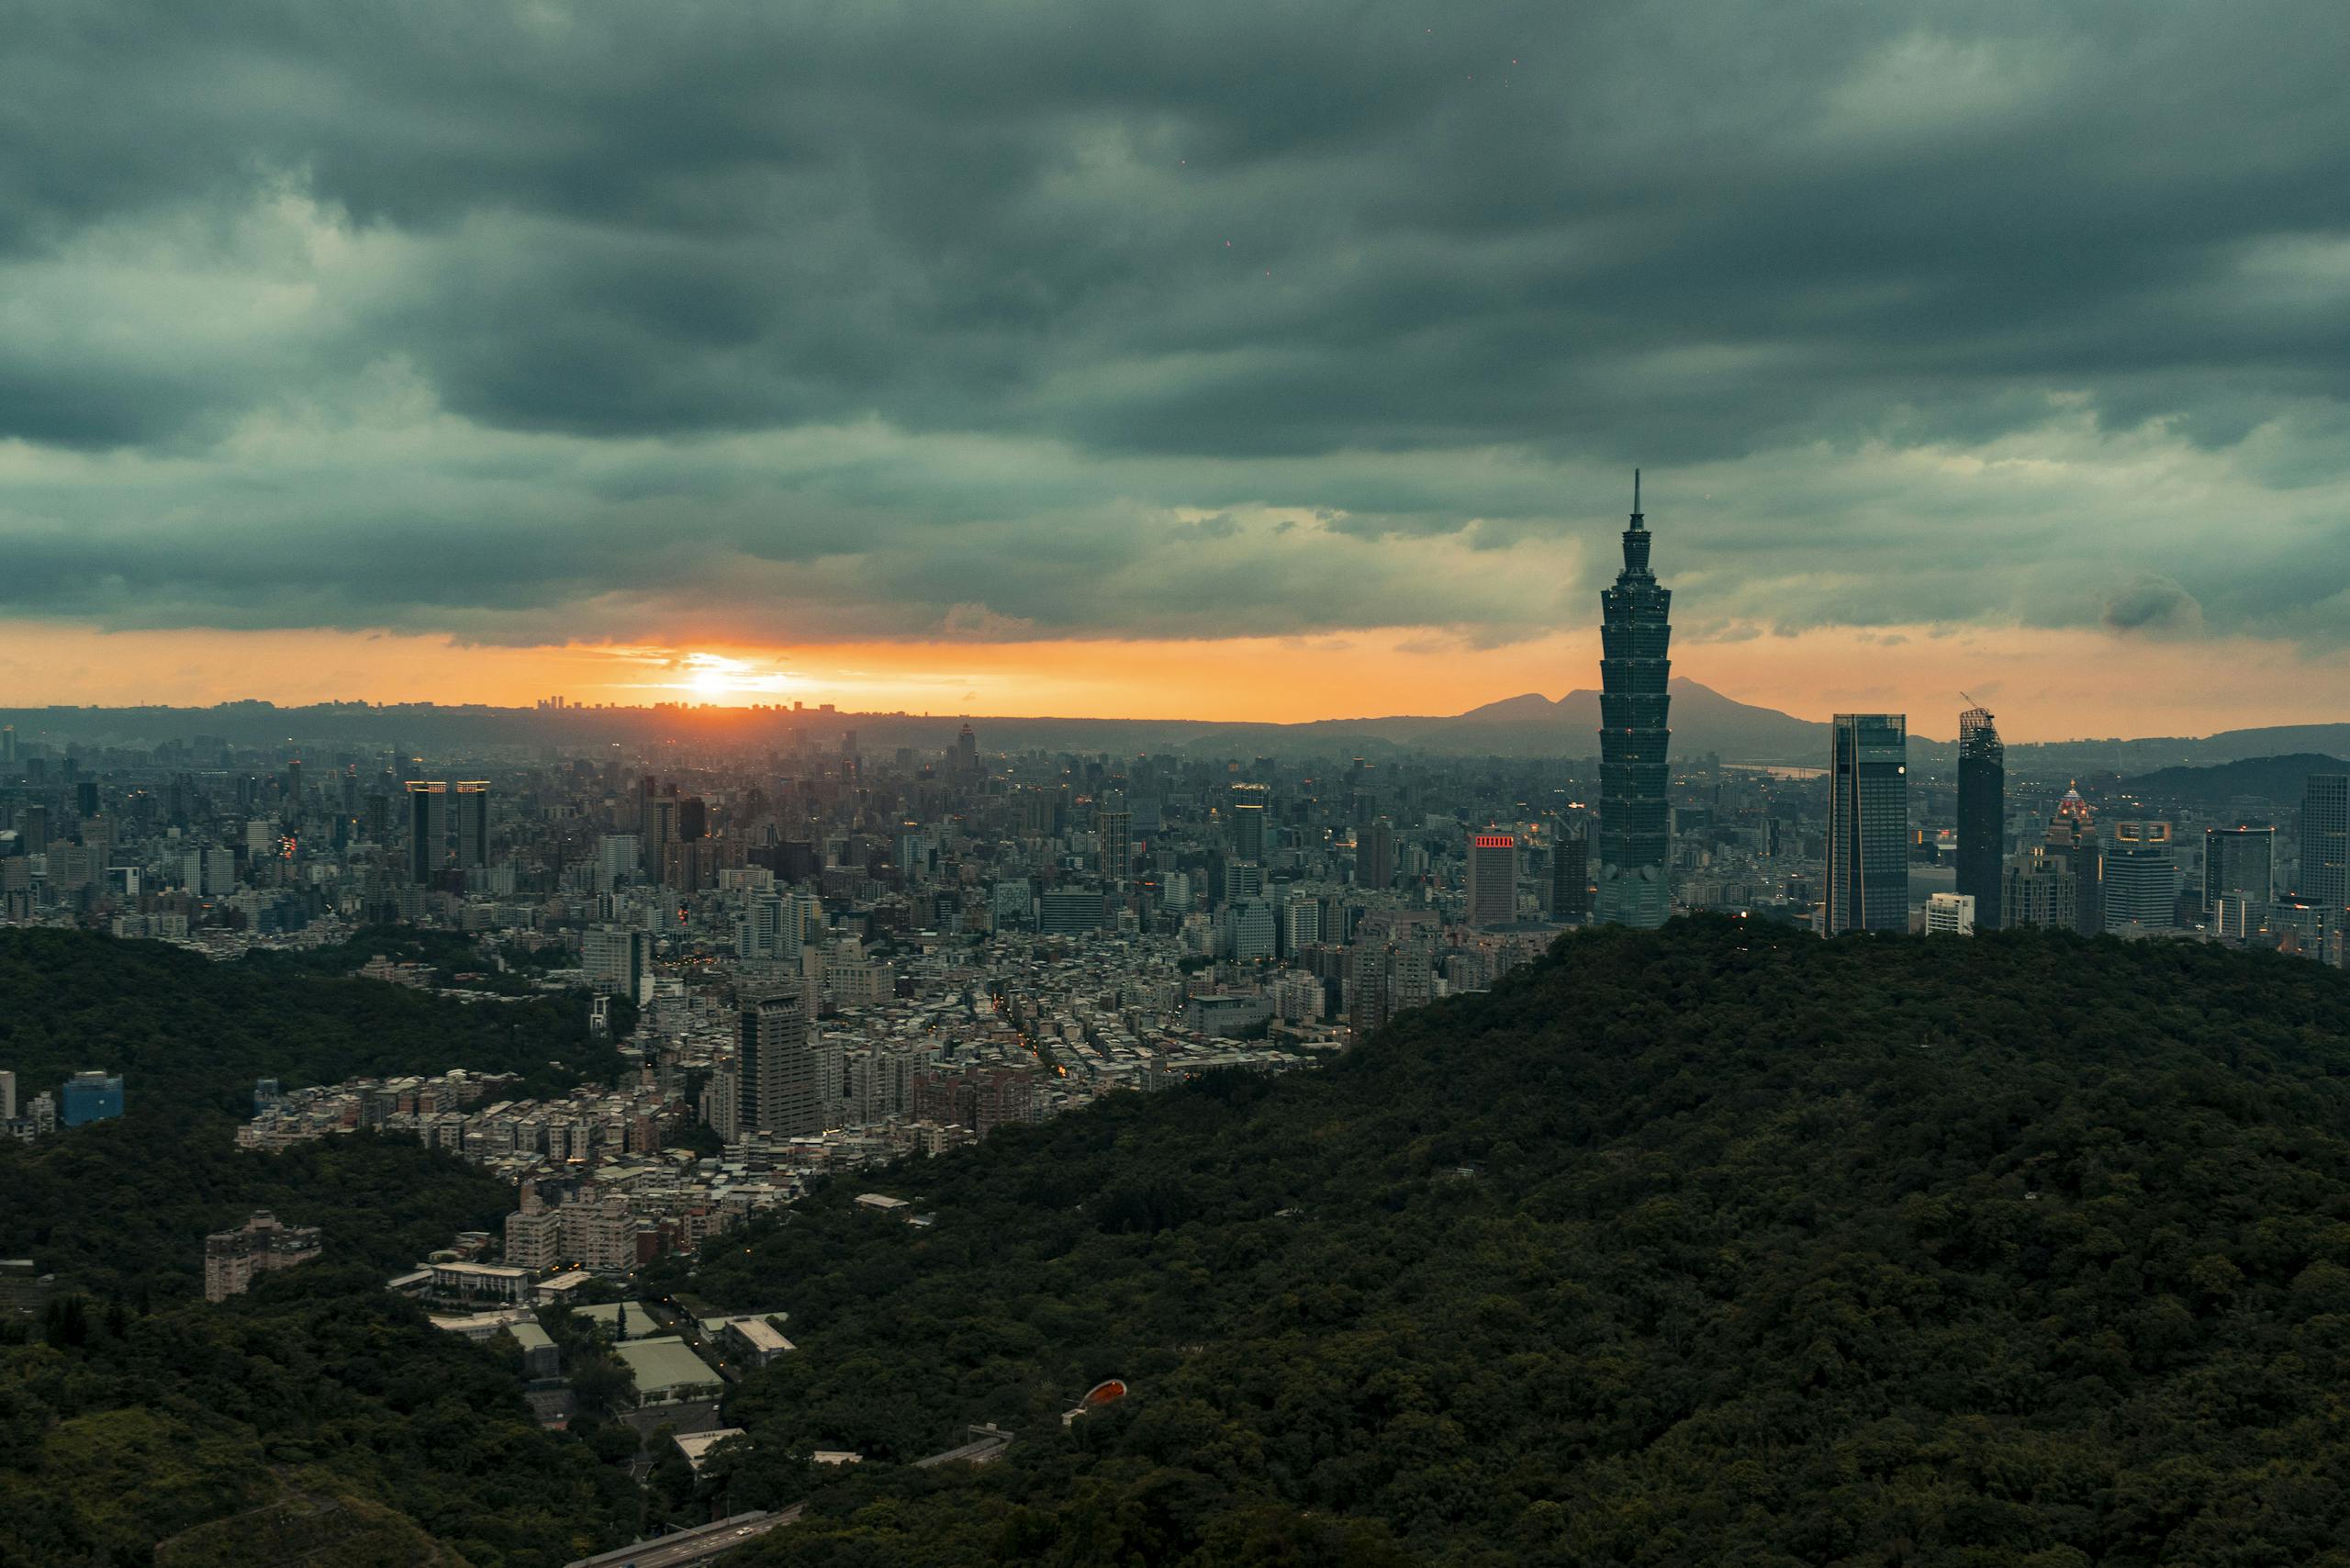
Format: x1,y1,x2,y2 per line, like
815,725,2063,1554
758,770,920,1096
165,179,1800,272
2203,825,2277,911
2103,821,2177,931
1924,892,1976,935
1099,801,1132,886
1955,707,2005,931
405,780,448,883
453,781,490,868
1551,826,1590,923
0,724,13,765
1039,889,1107,935
596,834,642,890
1466,833,1517,928
643,792,679,881
955,722,979,778
1229,784,1269,864
2305,775,2349,913
739,983,820,1137
22,804,47,856
62,1070,124,1126
582,924,650,1000
0,1070,14,1121
361,791,392,843
1826,713,1908,934
2044,788,2103,935
1279,891,1325,954
1359,817,1395,890
1595,473,1673,928
1225,899,1277,960
74,779,99,819
677,795,709,842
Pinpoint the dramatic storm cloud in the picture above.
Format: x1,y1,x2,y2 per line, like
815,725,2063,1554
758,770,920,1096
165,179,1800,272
2,0,2347,660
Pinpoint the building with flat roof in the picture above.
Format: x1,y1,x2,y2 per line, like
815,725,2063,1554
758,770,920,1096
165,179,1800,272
722,1316,795,1368
674,1428,747,1472
574,1299,666,1340
615,1336,725,1406
429,1260,535,1304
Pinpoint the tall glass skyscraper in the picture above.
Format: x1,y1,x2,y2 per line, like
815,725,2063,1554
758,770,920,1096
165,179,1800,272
2303,774,2348,914
1827,713,1908,933
1955,707,2005,931
1595,474,1672,928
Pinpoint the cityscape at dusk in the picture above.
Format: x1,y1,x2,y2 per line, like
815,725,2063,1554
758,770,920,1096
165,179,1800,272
6,3,2350,1565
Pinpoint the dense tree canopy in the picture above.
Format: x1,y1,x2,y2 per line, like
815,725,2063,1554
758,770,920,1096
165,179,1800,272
0,1264,637,1567
660,919,2350,1567
0,928,637,1566
0,926,620,1115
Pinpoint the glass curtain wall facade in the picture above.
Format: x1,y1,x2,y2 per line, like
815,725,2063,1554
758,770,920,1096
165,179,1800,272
1827,713,1908,934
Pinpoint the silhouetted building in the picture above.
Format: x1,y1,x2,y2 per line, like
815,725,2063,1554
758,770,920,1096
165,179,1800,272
2103,821,2177,932
2204,824,2277,912
1595,473,1672,928
2045,786,2103,935
1551,827,1589,923
1955,707,2004,931
2305,775,2349,914
453,781,490,869
406,780,448,883
1827,714,1908,934
1358,817,1395,890
1466,833,1516,928
1098,801,1132,887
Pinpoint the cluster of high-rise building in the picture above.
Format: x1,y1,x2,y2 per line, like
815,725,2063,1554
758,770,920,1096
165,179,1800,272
1,1069,118,1141
1592,488,2345,960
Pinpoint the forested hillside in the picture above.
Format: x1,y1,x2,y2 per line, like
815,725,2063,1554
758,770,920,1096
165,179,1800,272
654,919,2350,1567
0,1263,637,1567
0,926,620,1114
0,929,638,1566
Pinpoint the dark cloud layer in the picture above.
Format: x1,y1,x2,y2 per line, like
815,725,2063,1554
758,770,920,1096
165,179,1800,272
1,0,2347,647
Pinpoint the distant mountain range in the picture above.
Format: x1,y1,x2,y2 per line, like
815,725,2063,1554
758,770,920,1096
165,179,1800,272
1184,677,1831,762
5,689,2349,772
2118,753,2350,811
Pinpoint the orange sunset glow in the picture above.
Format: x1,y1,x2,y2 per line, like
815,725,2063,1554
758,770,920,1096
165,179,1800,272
5,619,2345,744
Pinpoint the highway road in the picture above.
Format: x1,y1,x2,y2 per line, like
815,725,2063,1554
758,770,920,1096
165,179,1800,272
564,1506,803,1568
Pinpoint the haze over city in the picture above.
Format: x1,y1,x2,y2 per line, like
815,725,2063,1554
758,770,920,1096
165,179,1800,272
6,2,2350,737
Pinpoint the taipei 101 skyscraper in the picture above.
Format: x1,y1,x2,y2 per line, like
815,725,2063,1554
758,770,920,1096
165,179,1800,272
1594,472,1673,928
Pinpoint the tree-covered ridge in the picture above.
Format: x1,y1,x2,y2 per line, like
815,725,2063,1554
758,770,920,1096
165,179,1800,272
0,1264,637,1568
0,928,642,1565
0,926,620,1114
664,920,2350,1567
0,1123,517,1302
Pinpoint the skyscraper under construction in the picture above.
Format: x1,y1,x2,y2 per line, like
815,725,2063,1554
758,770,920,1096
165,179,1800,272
1956,707,2004,931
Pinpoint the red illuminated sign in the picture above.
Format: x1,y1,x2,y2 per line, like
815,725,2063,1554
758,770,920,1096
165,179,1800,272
1473,835,1514,847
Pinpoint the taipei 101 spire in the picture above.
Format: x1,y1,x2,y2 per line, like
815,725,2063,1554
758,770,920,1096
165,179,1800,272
1594,470,1673,927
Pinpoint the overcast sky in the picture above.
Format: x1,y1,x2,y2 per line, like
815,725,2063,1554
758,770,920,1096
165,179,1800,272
3,0,2347,733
